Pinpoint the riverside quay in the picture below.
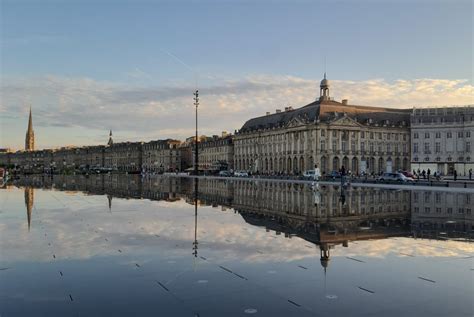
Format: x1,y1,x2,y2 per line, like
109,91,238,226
1,75,473,177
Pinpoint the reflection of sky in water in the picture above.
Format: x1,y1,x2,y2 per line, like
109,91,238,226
0,183,473,317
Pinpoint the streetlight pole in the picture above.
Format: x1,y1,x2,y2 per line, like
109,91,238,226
194,90,199,175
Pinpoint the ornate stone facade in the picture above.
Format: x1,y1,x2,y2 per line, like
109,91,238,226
234,75,411,175
194,134,234,171
410,106,474,176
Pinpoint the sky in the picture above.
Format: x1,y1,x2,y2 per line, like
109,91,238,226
1,0,473,150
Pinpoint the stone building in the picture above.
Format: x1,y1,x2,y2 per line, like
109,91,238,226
234,75,411,175
142,139,182,173
410,106,474,176
194,133,234,171
104,142,143,173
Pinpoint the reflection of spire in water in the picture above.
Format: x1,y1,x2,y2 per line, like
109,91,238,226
107,194,112,212
24,187,34,231
320,243,331,296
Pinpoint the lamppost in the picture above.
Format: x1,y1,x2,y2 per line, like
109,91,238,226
194,90,199,175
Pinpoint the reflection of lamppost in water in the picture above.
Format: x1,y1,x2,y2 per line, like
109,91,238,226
192,178,199,259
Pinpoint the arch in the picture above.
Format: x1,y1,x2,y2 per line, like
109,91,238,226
299,156,305,173
309,156,314,170
279,158,283,172
378,157,384,174
332,156,340,171
402,158,409,170
287,157,292,173
386,157,393,173
293,157,298,173
342,156,349,171
270,158,274,171
321,156,327,174
395,157,401,171
264,158,268,171
370,157,376,174
351,157,358,174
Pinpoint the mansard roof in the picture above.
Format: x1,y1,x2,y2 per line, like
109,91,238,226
239,99,411,132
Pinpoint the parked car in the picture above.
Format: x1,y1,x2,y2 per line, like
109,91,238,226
234,171,249,177
326,171,341,179
376,172,413,183
303,170,315,178
399,170,415,179
218,170,232,177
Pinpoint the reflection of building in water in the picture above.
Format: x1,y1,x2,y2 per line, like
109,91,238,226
232,179,411,264
24,187,34,231
411,191,473,240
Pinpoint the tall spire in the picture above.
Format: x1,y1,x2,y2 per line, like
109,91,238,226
25,106,35,151
107,130,113,146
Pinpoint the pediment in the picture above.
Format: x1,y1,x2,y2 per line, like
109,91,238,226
286,117,305,128
329,115,361,127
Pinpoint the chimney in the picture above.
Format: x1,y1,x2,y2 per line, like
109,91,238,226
342,99,348,105
276,109,281,113
266,112,270,116
288,106,293,111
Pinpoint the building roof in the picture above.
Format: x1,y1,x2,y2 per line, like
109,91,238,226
239,99,411,132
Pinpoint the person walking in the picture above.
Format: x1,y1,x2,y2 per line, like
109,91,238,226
427,168,431,181
340,165,346,187
454,170,457,181
469,168,472,180
312,164,321,187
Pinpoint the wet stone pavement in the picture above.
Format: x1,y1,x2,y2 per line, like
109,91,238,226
0,175,473,316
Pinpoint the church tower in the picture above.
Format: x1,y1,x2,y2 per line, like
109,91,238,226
319,73,330,101
107,130,113,146
25,107,35,151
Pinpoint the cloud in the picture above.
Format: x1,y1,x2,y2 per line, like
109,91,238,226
1,74,472,147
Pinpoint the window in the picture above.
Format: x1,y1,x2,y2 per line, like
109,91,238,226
379,132,382,140
370,132,374,139
332,139,337,150
361,131,365,138
370,142,374,152
458,131,463,138
332,130,337,137
435,142,441,153
361,142,365,152
425,132,430,139
387,133,391,140
467,142,471,152
447,132,452,138
414,143,419,153
351,140,356,151
321,129,325,137
387,143,391,152
435,132,441,138
414,132,419,139
466,131,471,138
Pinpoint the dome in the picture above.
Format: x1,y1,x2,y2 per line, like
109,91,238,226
320,73,330,87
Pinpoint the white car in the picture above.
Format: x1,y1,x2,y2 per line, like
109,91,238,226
303,170,315,178
234,171,249,177
376,172,413,182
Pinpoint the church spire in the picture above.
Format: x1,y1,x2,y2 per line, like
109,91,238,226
25,107,35,151
107,130,113,146
319,73,330,102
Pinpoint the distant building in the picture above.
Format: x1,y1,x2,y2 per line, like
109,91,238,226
194,133,234,171
142,139,182,172
410,106,474,176
25,107,35,151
